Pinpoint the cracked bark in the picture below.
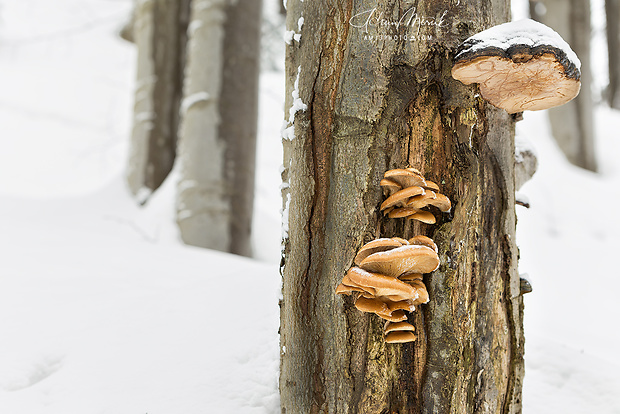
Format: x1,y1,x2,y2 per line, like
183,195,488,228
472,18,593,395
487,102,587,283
280,1,524,413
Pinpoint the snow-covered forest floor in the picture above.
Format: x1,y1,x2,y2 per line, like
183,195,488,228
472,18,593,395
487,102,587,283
0,0,619,412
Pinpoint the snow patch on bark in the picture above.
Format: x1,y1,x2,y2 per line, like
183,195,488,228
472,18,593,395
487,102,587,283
289,66,307,123
181,92,211,113
281,124,295,141
281,66,307,141
281,191,291,240
284,16,304,45
188,20,203,36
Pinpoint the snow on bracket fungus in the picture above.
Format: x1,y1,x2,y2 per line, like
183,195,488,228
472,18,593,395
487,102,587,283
336,237,440,344
451,19,581,114
380,168,451,224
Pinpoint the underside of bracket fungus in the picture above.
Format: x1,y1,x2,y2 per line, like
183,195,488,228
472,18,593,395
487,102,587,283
336,237,440,343
451,19,581,113
380,168,451,224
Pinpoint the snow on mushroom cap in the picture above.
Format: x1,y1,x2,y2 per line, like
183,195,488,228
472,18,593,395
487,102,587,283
455,19,580,72
353,238,404,266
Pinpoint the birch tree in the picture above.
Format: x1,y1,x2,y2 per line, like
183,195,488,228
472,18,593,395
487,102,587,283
127,0,191,202
530,0,597,171
279,1,524,412
176,0,262,255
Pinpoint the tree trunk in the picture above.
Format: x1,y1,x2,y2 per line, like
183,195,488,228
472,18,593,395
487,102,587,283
279,1,525,413
176,0,262,255
606,0,620,109
127,0,191,202
530,0,597,172
219,0,262,257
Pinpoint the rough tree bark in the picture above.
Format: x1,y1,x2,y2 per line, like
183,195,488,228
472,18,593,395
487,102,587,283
176,0,262,255
280,1,524,413
530,0,597,171
606,0,620,109
127,0,191,202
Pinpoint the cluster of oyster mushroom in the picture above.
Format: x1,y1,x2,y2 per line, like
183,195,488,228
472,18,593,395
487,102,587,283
380,168,451,224
336,168,451,344
336,236,439,343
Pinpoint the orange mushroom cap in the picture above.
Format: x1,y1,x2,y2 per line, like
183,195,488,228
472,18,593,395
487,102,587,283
359,245,440,277
353,238,404,266
385,330,417,343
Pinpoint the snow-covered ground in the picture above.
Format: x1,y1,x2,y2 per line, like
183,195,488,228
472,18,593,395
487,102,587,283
517,108,620,413
0,1,618,413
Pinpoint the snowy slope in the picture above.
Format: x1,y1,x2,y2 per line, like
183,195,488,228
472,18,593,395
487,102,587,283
0,1,281,412
0,0,619,413
0,187,280,414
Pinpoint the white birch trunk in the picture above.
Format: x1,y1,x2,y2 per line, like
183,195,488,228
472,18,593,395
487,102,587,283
176,0,230,251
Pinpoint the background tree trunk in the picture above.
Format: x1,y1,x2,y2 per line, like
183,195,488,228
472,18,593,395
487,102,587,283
127,0,190,202
606,0,620,109
219,0,262,257
530,0,597,172
176,0,262,255
279,1,524,413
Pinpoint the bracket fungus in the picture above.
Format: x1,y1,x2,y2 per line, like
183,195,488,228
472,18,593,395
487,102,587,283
451,19,581,113
380,168,451,224
336,237,440,343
